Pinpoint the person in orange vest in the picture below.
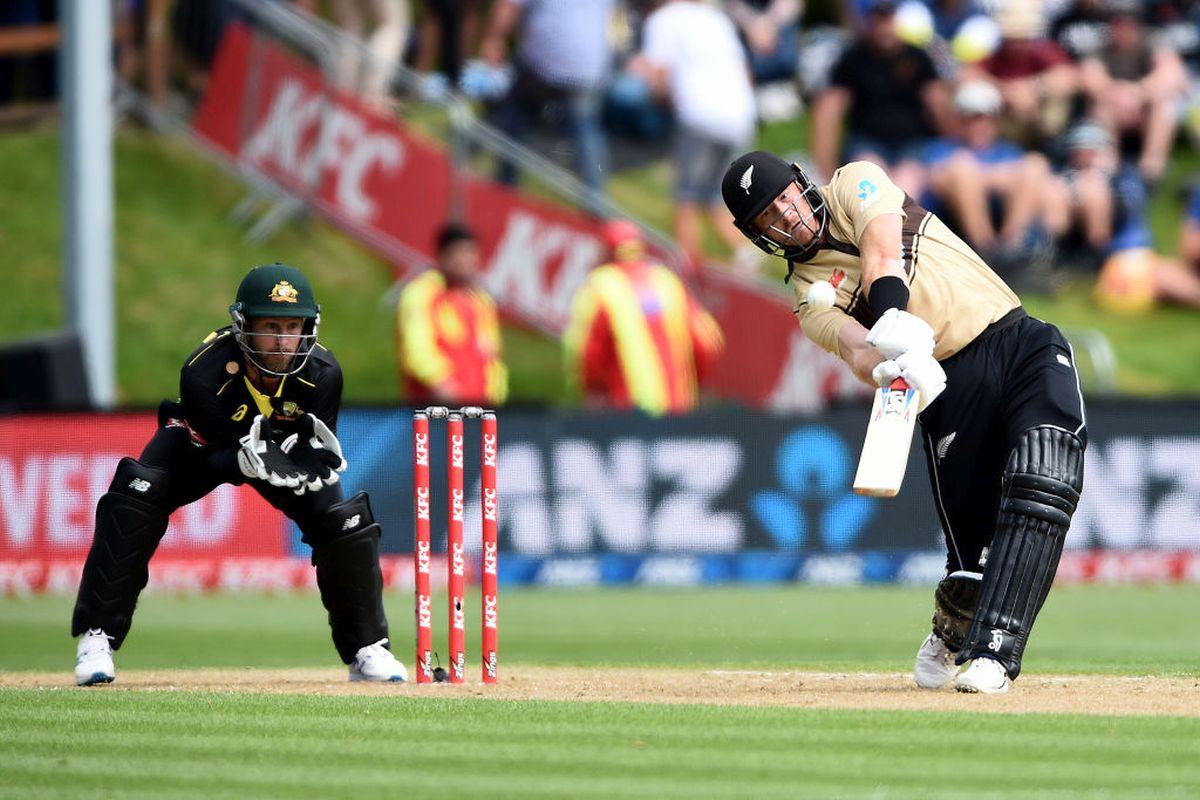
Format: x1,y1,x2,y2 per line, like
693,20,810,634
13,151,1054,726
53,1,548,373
564,220,724,414
396,224,508,406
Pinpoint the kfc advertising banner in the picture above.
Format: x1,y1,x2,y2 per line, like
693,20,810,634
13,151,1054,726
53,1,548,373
191,23,854,411
3,403,1199,593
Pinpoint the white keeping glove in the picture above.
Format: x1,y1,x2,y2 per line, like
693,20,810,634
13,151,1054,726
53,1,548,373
865,308,936,360
280,414,348,495
237,415,306,489
871,352,946,411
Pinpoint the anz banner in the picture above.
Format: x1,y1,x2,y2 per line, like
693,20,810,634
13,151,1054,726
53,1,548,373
1,402,1198,592
339,402,1200,587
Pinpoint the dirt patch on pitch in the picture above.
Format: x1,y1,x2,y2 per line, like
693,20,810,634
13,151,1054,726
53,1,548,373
4,667,1198,716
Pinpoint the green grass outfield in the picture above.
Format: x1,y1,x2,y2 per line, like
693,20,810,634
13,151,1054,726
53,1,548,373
2,691,1198,800
3,586,1200,673
1,587,1199,798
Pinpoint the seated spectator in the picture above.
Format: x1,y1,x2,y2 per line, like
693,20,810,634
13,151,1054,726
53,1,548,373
923,80,1055,255
1182,184,1200,270
924,0,983,42
1044,122,1122,262
1051,0,1109,61
1094,182,1200,312
968,0,1079,146
725,0,803,84
627,0,758,270
812,0,951,196
396,224,508,406
1079,0,1188,182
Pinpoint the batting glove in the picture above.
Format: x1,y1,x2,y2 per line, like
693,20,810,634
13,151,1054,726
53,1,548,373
865,308,936,360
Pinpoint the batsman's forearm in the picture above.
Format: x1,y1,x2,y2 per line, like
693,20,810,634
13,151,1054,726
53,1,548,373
837,322,885,386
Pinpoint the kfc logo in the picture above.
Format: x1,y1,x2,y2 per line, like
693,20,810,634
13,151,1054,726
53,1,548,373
451,433,463,469
483,540,498,576
416,592,431,629
483,594,498,630
241,78,404,222
416,538,431,575
483,487,498,523
450,540,464,577
482,433,497,468
451,487,464,523
414,431,429,468
416,485,430,521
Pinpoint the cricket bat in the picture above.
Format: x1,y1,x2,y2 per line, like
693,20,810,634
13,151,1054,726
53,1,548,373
853,378,920,497
803,279,920,498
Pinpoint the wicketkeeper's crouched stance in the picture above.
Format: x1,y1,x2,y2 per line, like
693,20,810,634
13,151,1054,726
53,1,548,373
722,152,1086,693
72,264,407,686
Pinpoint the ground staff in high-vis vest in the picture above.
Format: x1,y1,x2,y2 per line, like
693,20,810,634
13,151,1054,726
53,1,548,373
396,224,508,407
564,220,724,415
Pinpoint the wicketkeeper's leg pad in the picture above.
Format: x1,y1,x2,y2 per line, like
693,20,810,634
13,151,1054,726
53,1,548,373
311,492,389,663
72,458,172,648
958,426,1084,678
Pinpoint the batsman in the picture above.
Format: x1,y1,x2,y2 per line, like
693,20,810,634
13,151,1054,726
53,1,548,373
722,152,1086,693
71,263,407,686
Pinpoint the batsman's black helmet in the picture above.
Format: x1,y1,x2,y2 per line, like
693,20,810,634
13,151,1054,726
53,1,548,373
721,150,828,266
229,263,321,377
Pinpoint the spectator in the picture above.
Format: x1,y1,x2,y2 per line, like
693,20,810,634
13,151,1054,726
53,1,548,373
725,0,803,84
415,0,483,83
812,0,951,197
396,224,508,407
1079,0,1188,182
563,220,723,415
331,0,411,112
970,0,1079,146
1182,184,1200,269
1094,183,1200,312
0,0,56,105
924,0,982,42
479,0,614,208
1051,0,1109,61
627,0,759,270
1044,122,1122,261
923,80,1055,256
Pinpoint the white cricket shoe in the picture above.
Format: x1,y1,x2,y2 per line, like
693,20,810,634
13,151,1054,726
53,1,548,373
914,633,958,689
349,639,408,683
954,657,1011,694
75,629,115,686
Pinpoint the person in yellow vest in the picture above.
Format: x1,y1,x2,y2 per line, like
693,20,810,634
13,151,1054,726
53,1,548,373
564,220,723,414
396,224,508,406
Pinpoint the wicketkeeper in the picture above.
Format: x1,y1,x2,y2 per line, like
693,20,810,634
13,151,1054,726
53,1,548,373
72,264,407,685
722,152,1086,693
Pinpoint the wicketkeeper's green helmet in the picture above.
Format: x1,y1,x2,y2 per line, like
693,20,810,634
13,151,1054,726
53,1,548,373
229,263,321,376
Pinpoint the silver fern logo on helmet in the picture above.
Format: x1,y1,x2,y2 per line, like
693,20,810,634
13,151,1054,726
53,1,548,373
740,165,754,194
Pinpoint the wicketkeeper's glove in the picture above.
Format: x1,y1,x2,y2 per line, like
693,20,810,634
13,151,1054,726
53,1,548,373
281,413,348,495
238,414,307,489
